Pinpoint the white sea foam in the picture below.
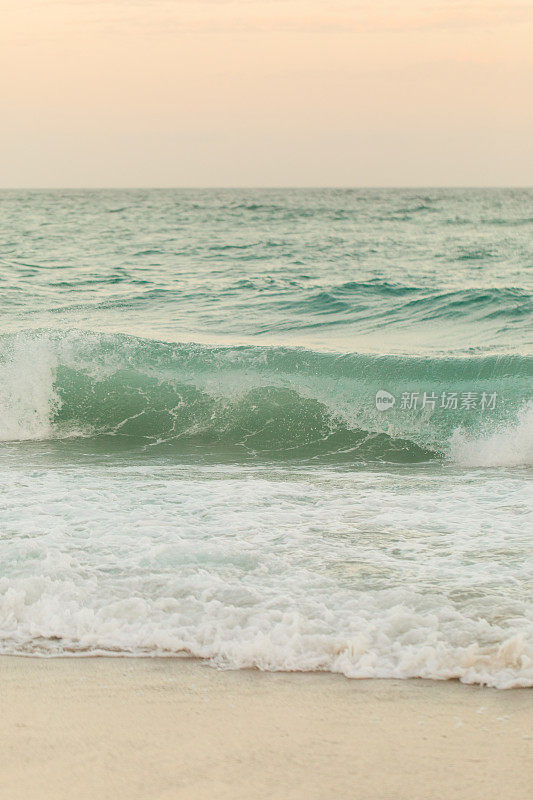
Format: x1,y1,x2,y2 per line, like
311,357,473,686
0,464,531,688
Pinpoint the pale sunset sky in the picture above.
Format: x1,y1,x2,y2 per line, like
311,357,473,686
1,0,532,187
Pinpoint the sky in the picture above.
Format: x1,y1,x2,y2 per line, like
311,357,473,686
1,0,532,187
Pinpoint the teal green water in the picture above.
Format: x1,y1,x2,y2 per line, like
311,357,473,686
0,188,531,460
0,189,531,685
1,188,532,354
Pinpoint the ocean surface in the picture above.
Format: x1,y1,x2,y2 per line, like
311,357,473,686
0,188,531,688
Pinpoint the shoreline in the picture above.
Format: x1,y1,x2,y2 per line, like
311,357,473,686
1,656,531,800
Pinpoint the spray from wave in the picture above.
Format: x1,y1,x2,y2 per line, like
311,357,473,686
448,403,533,467
0,334,61,441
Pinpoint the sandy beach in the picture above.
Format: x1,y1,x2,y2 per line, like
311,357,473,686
0,657,531,800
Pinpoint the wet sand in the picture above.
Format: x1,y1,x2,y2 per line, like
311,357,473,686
0,656,531,800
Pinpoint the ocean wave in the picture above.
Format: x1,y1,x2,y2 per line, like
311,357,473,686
0,330,531,465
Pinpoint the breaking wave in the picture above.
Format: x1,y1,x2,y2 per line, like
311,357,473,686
0,330,531,465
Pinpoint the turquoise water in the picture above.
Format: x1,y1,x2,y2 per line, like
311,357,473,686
0,189,531,686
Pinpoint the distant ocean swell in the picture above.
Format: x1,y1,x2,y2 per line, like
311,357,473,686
0,330,531,466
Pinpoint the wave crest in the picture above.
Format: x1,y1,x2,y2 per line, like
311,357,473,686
0,330,530,465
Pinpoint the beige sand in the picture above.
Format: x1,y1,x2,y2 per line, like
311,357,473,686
0,657,531,800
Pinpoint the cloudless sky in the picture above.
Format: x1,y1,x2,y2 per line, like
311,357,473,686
1,0,532,187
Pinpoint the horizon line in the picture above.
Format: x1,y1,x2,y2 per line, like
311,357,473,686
1,185,532,191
